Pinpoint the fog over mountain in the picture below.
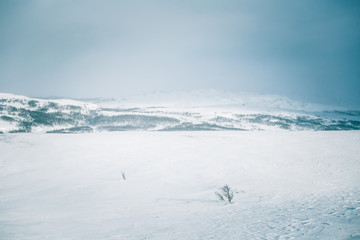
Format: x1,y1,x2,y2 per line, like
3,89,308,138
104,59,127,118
0,0,359,107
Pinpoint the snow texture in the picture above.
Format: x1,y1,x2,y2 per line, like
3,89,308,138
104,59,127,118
0,131,359,239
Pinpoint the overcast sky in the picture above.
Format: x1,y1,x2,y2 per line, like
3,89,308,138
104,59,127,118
0,0,359,107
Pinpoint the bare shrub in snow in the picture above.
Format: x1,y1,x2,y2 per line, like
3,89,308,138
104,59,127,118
215,185,234,204
121,171,126,180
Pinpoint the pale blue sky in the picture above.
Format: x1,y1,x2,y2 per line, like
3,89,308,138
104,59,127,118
0,0,359,107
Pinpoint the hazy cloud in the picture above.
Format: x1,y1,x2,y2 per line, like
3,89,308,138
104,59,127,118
0,0,359,107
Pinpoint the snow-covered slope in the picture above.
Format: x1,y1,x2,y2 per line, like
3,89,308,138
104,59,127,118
0,93,97,133
1,131,359,239
0,92,359,133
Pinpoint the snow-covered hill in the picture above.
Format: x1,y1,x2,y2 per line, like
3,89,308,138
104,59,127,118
0,92,359,133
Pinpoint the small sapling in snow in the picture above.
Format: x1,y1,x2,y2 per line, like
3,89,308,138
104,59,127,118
215,185,234,204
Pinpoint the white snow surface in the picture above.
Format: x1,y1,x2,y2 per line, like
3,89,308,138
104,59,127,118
1,131,360,239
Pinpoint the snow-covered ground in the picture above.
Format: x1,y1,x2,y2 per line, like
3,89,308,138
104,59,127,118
1,131,359,239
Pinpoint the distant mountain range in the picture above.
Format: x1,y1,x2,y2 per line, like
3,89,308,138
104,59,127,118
0,92,359,133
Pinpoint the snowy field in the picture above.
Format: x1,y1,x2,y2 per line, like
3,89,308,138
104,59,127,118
0,131,360,239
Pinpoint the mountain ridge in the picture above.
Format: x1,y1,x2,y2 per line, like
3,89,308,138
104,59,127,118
1,92,359,133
